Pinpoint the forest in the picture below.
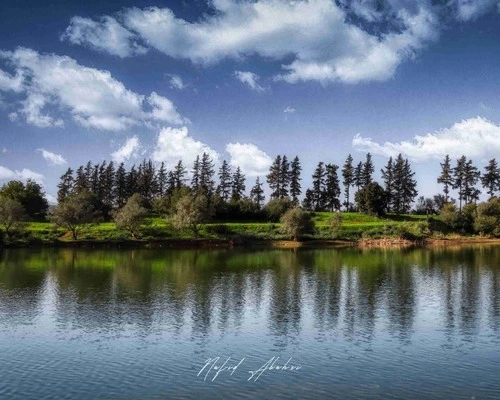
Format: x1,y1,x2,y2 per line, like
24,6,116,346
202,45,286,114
0,152,499,243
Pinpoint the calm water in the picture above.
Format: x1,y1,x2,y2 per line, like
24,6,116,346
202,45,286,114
1,246,500,399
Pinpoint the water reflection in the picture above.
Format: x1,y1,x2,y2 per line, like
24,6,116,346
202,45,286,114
1,246,499,344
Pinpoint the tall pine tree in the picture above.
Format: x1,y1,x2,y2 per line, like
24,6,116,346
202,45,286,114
481,158,500,199
289,156,302,205
437,154,453,203
342,154,354,211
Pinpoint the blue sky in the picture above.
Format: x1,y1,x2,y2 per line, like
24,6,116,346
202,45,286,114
1,0,500,203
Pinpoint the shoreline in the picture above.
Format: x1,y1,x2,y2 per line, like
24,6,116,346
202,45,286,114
3,237,500,250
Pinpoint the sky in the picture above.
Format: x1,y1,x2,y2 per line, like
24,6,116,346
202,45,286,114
1,0,500,204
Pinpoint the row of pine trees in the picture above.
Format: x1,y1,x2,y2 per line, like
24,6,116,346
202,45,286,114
57,152,500,216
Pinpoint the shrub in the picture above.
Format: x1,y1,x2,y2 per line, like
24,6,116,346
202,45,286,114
280,208,315,241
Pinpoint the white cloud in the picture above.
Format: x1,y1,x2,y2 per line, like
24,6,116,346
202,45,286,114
37,148,67,166
283,106,295,113
0,166,44,183
62,0,439,84
0,47,187,130
352,116,500,161
0,68,24,92
234,71,265,92
62,16,148,57
111,136,140,163
226,142,272,177
167,74,185,90
453,0,500,21
152,126,219,170
45,193,58,204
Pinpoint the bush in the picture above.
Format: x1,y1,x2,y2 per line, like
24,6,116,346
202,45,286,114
280,208,315,241
263,198,293,222
474,198,500,236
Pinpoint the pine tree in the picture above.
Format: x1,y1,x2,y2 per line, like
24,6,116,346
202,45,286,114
381,156,394,213
57,168,74,204
250,177,265,208
401,158,418,213
312,162,326,211
138,159,157,204
289,156,302,205
217,160,232,201
74,165,88,194
342,154,354,211
354,161,363,191
126,165,138,199
199,152,215,196
452,155,467,211
231,166,246,201
191,155,201,192
361,153,374,187
391,154,418,214
302,189,314,211
166,171,176,196
84,161,93,186
267,155,282,199
173,160,187,189
481,158,500,199
437,154,453,203
103,161,115,207
114,162,128,208
90,163,99,195
279,155,290,198
324,164,341,211
97,161,107,201
462,159,480,205
157,162,167,197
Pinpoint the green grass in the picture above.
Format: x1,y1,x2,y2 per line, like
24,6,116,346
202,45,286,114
10,212,438,244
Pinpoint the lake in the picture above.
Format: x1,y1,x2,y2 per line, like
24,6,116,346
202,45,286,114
1,245,500,399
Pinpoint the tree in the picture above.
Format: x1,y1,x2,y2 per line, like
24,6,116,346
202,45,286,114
462,159,481,205
173,160,187,189
302,189,314,211
231,166,246,201
452,155,467,211
191,155,201,192
381,156,394,213
199,152,216,196
342,154,354,211
50,191,101,240
437,154,453,203
0,197,25,238
279,155,290,198
361,153,374,187
280,208,315,241
481,158,500,199
354,161,363,192
171,193,213,238
74,166,88,194
267,155,282,199
289,156,302,205
355,182,387,216
250,177,265,208
474,198,500,237
217,160,232,202
57,168,74,204
414,196,438,215
113,193,149,239
329,212,343,238
263,198,292,222
0,179,48,218
311,162,326,211
324,164,341,211
114,162,128,208
126,165,138,199
157,162,168,198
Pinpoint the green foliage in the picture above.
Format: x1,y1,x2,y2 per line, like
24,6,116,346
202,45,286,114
280,208,315,241
262,197,293,222
0,179,48,219
171,193,214,238
0,196,25,238
50,191,102,240
355,182,387,216
329,212,343,238
113,193,149,239
474,198,500,236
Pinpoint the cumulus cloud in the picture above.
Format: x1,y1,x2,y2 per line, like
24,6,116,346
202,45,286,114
152,126,219,170
226,142,273,177
0,47,187,130
234,71,265,92
37,148,67,166
62,0,439,84
111,136,140,163
452,0,500,21
167,74,185,90
352,116,500,161
0,165,44,183
62,16,148,57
